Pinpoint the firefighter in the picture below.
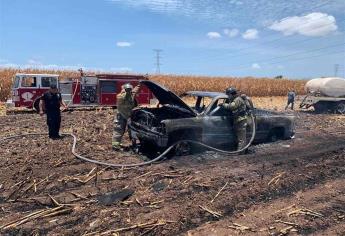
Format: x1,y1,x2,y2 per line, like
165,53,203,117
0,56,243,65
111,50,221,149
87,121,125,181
39,84,67,139
221,87,248,152
285,89,296,110
112,83,141,150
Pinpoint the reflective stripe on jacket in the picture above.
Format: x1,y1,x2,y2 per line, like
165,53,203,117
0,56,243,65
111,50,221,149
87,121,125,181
116,92,137,119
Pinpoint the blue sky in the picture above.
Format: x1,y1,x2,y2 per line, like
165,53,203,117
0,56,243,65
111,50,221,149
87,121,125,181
0,0,344,78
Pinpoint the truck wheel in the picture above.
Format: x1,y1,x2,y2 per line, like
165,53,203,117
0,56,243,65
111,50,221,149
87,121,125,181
336,102,345,114
313,102,328,114
138,140,157,159
174,141,192,156
168,131,196,157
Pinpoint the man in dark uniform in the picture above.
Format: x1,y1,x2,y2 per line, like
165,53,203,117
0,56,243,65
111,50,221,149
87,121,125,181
221,87,248,152
39,84,67,139
285,89,296,110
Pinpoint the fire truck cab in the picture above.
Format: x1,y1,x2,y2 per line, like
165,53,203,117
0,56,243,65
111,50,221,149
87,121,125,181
10,73,59,110
8,73,153,111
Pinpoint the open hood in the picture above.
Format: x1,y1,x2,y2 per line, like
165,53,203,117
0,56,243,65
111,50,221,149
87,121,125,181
140,80,196,116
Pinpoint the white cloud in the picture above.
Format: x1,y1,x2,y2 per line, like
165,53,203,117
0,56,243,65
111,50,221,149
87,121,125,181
268,12,338,37
207,32,221,39
223,28,239,38
242,29,258,40
252,63,261,69
229,0,243,5
27,59,42,65
0,63,19,68
116,41,132,47
0,62,86,71
109,1,345,30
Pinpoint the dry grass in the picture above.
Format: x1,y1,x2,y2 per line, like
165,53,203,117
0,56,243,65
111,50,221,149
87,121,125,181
252,96,289,111
0,97,294,117
0,103,5,116
0,68,306,102
183,96,292,112
150,75,306,97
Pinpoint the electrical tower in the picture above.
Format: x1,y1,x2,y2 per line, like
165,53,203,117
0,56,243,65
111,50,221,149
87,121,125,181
153,49,162,74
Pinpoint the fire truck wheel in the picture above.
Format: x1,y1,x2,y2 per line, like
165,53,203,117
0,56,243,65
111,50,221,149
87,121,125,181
33,99,41,113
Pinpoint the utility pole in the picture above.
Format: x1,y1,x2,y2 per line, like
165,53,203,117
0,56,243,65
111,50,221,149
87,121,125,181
153,49,162,74
334,64,339,77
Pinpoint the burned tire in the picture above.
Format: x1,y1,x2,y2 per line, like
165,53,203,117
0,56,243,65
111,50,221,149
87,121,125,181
335,102,345,114
174,141,192,156
138,140,158,159
168,131,198,157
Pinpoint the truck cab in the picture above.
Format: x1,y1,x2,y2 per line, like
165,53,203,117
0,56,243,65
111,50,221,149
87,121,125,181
9,74,59,109
7,73,154,111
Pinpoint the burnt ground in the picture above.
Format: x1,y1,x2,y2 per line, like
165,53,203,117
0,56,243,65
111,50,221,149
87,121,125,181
0,109,344,236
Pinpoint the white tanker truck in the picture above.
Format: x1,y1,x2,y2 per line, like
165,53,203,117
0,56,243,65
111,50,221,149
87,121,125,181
299,77,345,114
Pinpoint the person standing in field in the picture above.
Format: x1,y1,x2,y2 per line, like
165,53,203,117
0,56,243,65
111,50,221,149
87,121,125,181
221,87,248,153
39,84,67,139
112,83,141,150
285,89,296,110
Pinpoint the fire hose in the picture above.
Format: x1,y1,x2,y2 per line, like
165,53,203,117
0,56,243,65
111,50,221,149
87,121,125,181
0,114,256,168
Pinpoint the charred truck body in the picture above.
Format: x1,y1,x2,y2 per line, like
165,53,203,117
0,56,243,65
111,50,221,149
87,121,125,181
129,81,295,155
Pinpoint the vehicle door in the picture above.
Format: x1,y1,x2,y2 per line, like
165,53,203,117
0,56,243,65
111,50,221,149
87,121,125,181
99,80,117,105
251,109,273,142
18,75,40,108
201,97,236,149
12,75,21,107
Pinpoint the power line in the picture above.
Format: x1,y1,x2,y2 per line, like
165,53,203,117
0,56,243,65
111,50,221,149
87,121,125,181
185,19,344,64
178,1,339,63
180,43,344,74
226,49,345,72
153,49,162,74
181,41,345,73
227,42,345,70
175,19,345,73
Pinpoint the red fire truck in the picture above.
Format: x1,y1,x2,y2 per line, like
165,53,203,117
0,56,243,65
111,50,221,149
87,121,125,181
7,73,154,111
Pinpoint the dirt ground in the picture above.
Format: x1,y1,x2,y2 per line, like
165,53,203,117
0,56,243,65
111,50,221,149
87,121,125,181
0,101,344,235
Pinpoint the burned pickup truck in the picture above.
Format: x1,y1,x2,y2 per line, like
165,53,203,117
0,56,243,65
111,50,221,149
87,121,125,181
128,81,295,155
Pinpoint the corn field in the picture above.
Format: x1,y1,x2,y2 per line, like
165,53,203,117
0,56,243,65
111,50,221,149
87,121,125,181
0,68,306,101
150,74,306,96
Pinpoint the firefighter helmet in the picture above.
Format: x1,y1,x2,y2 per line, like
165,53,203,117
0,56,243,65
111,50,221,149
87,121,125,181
123,83,133,90
225,87,237,96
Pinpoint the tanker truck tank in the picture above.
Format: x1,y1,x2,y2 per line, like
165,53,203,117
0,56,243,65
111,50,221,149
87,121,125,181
300,77,345,114
305,77,345,97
